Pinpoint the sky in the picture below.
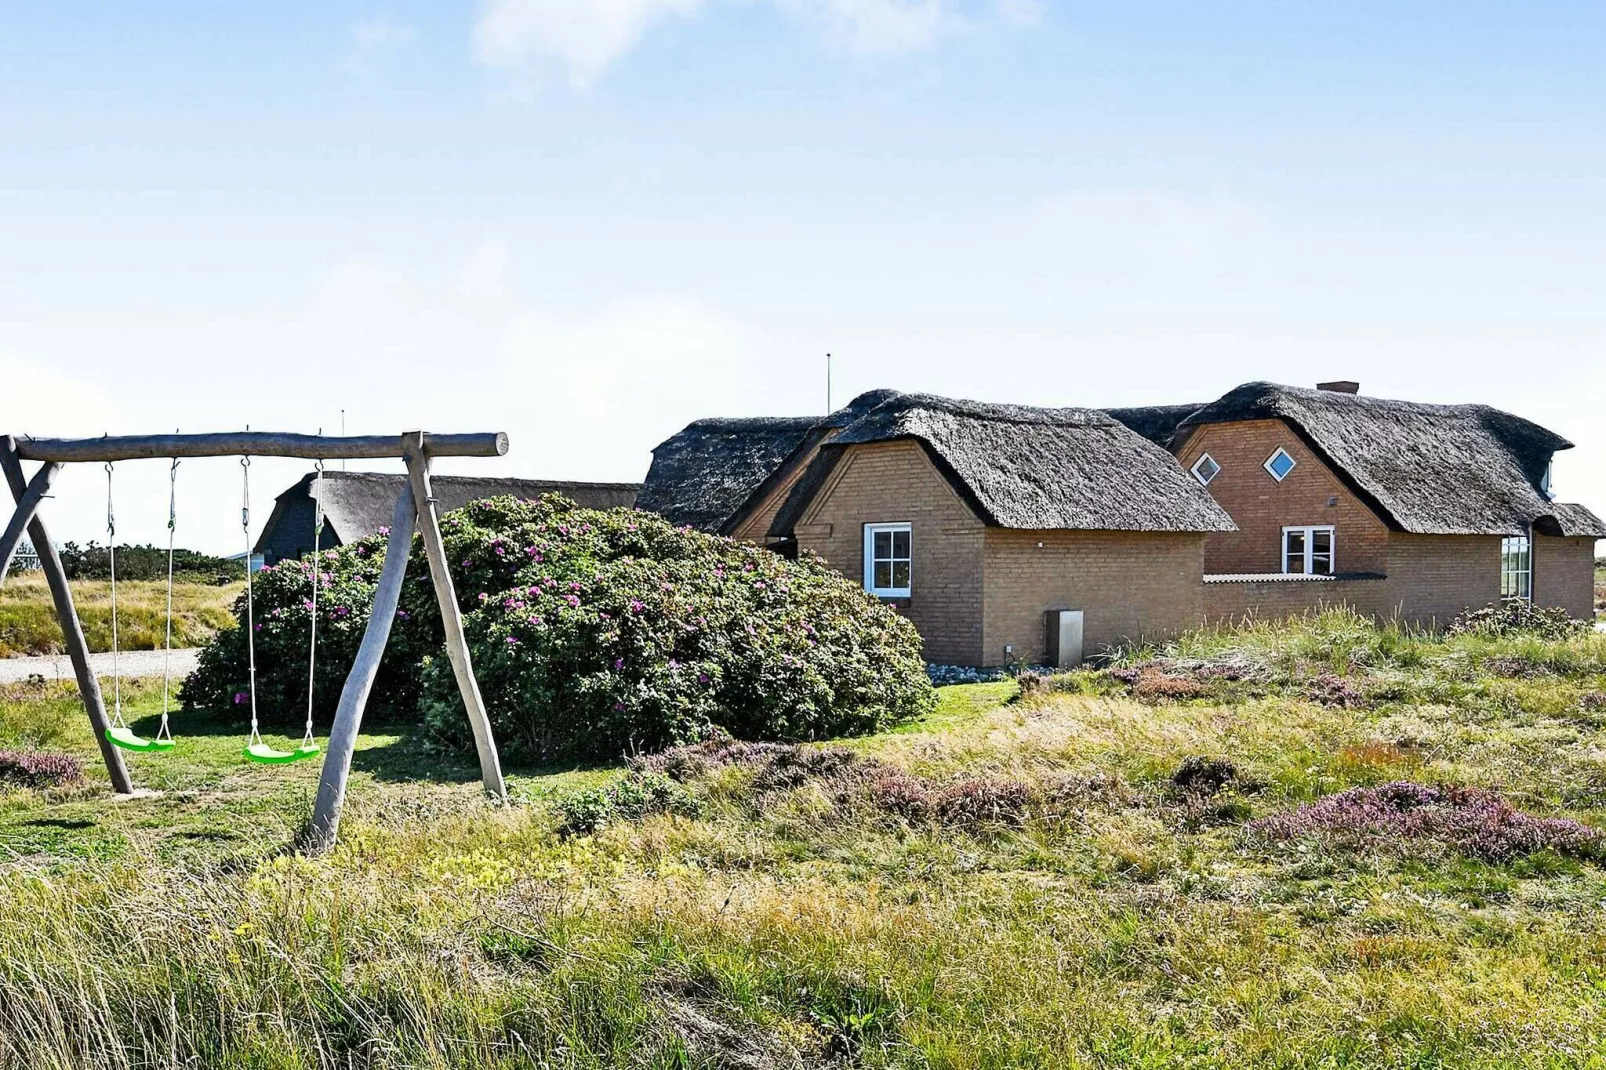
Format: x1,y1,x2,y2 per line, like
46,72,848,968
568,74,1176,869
1,1,1603,553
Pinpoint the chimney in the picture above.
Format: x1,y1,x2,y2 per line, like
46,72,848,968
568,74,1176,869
1317,380,1360,394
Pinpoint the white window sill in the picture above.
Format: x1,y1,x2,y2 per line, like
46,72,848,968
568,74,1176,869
1204,572,1338,583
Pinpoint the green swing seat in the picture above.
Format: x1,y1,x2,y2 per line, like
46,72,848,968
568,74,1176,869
244,740,322,765
105,726,176,753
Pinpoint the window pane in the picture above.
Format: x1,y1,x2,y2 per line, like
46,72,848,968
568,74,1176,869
1311,552,1333,576
1285,530,1306,572
892,530,911,559
891,561,910,589
874,562,892,590
874,531,892,559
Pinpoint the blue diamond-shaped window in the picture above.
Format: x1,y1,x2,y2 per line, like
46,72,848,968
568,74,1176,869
1264,448,1296,482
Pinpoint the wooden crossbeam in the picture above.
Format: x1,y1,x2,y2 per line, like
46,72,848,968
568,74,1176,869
13,431,507,463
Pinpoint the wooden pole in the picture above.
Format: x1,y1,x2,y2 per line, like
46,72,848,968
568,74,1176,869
0,461,60,585
0,438,134,794
305,483,415,853
12,430,508,464
402,433,507,802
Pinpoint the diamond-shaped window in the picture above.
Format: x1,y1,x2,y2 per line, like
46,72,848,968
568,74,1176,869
1264,447,1297,482
1190,453,1221,486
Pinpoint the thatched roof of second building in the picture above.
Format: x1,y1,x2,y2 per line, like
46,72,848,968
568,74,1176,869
771,392,1237,535
1175,382,1605,537
637,390,903,533
254,472,641,560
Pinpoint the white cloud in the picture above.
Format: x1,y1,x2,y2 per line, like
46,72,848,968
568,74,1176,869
457,237,512,300
491,296,761,471
993,0,1041,26
781,0,953,55
473,0,1028,86
352,17,418,48
1027,189,1260,274
474,0,707,88
342,16,420,78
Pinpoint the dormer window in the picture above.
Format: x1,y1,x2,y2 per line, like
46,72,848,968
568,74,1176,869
1540,460,1554,500
1190,453,1221,486
1264,447,1297,482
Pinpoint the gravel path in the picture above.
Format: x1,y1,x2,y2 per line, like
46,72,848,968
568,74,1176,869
0,648,201,684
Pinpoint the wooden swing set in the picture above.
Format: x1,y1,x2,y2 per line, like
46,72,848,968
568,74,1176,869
0,430,510,853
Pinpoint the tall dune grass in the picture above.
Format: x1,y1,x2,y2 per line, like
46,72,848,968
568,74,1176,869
0,573,240,657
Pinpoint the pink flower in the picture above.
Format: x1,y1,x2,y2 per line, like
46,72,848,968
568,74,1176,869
613,658,624,670
233,691,247,705
566,594,581,607
629,599,645,614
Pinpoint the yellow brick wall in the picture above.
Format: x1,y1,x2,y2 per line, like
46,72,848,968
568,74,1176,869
1535,535,1596,619
1201,533,1592,630
1382,534,1502,626
793,440,986,665
983,530,1207,663
1176,418,1390,575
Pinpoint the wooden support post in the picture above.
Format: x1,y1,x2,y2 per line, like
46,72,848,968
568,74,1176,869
305,484,415,854
402,433,507,802
0,460,60,585
0,438,133,795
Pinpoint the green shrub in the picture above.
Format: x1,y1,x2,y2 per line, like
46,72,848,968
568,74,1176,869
184,496,935,762
182,535,410,725
1449,599,1589,641
58,541,243,585
411,497,934,762
556,772,700,835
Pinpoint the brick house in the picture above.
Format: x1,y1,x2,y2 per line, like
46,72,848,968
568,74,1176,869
1109,381,1604,627
640,382,1602,667
645,391,1236,665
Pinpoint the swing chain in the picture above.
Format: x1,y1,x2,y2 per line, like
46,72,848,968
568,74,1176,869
304,459,325,747
157,458,179,744
241,457,261,747
104,462,124,728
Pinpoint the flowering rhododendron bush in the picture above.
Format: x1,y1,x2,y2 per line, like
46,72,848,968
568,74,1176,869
185,496,934,761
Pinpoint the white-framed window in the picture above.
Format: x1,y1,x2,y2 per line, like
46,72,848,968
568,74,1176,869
863,522,912,597
1264,447,1297,482
1282,525,1335,575
1190,453,1221,486
1500,535,1532,600
1540,461,1554,500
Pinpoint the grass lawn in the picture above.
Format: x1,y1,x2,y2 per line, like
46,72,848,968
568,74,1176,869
0,573,241,657
3,614,1606,1067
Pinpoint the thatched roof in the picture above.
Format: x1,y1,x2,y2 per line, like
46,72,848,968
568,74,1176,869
636,416,820,533
770,392,1237,535
637,390,902,534
1175,381,1605,537
254,472,641,557
1103,403,1209,447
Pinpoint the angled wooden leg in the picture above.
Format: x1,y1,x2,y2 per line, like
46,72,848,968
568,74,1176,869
306,483,414,853
0,437,133,794
0,461,60,586
402,433,507,802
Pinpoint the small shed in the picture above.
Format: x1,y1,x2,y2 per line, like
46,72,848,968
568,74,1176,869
254,471,641,565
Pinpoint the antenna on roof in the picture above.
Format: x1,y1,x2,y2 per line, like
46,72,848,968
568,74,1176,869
340,409,346,470
826,353,832,413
